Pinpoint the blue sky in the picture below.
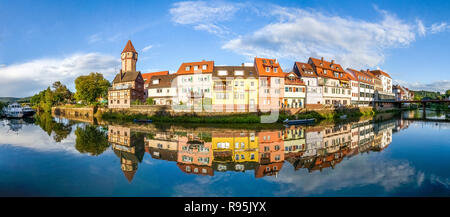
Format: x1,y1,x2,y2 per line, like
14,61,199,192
0,0,449,97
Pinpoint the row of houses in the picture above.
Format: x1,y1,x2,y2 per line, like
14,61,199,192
108,117,399,182
108,40,407,111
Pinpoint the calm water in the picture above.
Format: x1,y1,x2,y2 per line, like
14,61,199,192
0,111,449,197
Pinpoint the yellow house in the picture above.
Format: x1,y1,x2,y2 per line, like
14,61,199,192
211,131,259,164
212,66,259,113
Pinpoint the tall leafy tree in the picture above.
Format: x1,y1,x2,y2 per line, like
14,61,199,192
74,72,110,105
75,125,110,156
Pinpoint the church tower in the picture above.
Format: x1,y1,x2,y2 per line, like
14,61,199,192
121,40,138,72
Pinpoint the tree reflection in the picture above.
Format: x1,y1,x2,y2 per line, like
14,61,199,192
75,125,109,156
34,113,72,142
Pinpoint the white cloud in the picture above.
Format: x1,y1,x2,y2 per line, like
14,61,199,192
169,1,239,35
88,33,102,44
417,19,426,36
222,6,417,69
265,155,420,196
430,22,449,34
394,80,450,93
0,53,120,97
142,45,153,52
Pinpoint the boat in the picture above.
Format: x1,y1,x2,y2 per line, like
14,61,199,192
283,118,315,125
133,119,152,123
340,114,347,119
4,102,24,118
22,105,35,117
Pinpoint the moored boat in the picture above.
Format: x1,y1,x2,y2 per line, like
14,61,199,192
283,118,315,125
22,105,35,117
4,103,24,118
133,119,152,123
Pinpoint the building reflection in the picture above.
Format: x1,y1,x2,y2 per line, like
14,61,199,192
108,125,145,182
105,116,405,182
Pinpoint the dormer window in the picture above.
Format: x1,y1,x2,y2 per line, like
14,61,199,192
202,64,207,70
269,60,273,64
218,70,228,76
274,68,278,73
194,65,198,70
266,67,270,72
263,60,267,64
234,70,244,76
185,66,191,71
152,79,159,84
323,69,327,74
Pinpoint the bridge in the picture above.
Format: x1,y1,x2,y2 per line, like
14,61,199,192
374,99,450,118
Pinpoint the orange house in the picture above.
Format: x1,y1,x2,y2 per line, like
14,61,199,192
254,57,285,112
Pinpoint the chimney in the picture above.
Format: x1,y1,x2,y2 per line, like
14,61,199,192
331,60,334,65
120,69,123,80
321,57,324,62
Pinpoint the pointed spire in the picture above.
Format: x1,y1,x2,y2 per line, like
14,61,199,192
122,170,137,183
122,40,137,53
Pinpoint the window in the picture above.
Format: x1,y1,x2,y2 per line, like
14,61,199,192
251,82,254,86
240,81,244,86
218,70,227,76
250,153,255,160
275,155,281,161
202,64,207,70
266,67,270,72
234,70,244,76
275,78,280,84
323,69,327,74
274,68,278,73
110,100,113,104
235,154,239,160
194,65,198,70
185,66,190,71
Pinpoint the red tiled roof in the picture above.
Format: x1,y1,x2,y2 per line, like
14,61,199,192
176,60,214,75
308,57,349,81
346,68,374,84
122,40,137,53
370,69,391,78
284,72,305,85
254,57,284,77
294,62,316,78
142,71,169,85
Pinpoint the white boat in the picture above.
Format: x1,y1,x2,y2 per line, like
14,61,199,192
22,105,35,117
4,103,24,118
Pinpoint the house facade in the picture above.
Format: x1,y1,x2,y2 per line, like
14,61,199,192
174,60,214,111
147,74,177,105
293,62,323,106
142,71,169,99
370,69,395,101
283,72,306,109
308,57,352,106
254,57,285,112
212,65,259,112
346,68,375,106
108,40,145,109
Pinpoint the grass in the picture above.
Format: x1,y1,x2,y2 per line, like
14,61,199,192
101,107,379,124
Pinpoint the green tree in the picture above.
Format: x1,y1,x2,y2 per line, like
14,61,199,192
74,72,110,105
52,81,73,104
75,125,110,156
146,98,154,105
446,89,450,98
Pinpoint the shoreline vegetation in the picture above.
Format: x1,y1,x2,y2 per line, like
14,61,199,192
99,107,389,124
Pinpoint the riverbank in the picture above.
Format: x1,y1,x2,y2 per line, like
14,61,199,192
50,105,416,124
100,106,382,124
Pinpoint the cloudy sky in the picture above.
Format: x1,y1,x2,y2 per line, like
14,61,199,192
0,0,449,97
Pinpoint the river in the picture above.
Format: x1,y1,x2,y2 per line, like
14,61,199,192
0,111,449,196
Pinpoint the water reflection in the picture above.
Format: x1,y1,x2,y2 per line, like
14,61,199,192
99,118,400,182
2,112,449,196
